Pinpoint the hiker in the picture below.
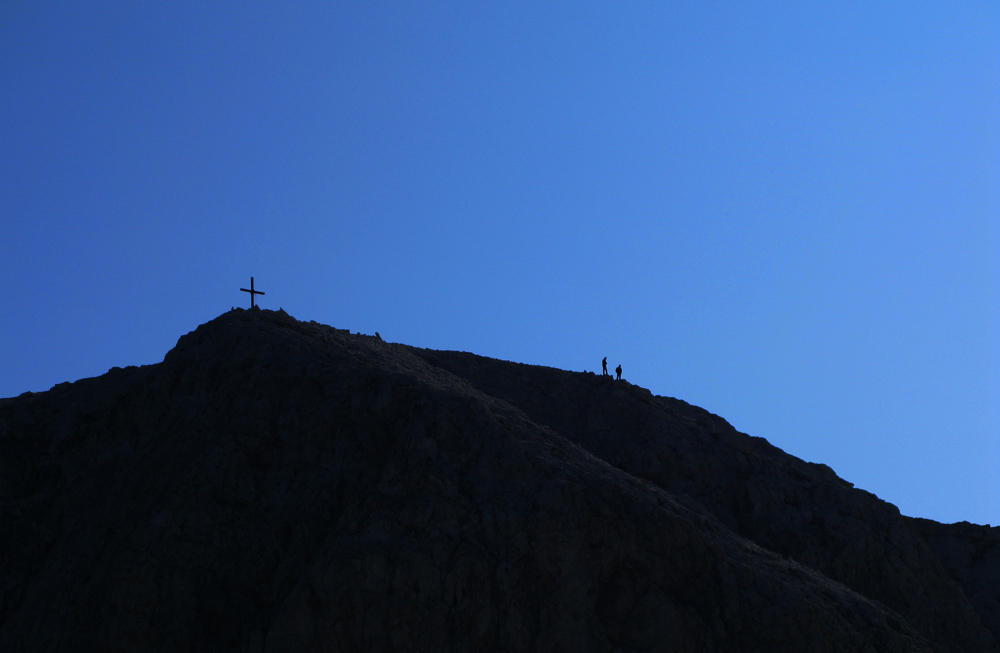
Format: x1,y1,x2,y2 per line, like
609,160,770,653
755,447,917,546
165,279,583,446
602,357,608,376
615,364,622,381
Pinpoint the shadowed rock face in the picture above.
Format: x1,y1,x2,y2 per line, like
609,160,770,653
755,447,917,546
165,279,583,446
907,518,1000,647
0,309,996,652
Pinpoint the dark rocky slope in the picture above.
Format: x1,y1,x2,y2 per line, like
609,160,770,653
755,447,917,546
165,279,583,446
0,309,996,652
408,348,998,652
908,518,1000,647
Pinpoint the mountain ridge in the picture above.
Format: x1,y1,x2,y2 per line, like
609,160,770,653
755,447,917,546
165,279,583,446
1,308,998,652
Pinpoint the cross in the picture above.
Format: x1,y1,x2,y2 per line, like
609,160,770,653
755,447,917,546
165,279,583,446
240,276,265,308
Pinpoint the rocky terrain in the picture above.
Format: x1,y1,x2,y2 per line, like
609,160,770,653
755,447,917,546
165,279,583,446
1,308,998,652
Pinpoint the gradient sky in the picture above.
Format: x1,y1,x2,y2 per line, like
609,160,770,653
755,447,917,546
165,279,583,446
2,2,998,526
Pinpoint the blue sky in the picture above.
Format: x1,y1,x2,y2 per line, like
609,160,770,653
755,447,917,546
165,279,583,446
2,2,997,526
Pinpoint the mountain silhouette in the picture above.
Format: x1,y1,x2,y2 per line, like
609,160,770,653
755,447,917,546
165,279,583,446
1,308,998,652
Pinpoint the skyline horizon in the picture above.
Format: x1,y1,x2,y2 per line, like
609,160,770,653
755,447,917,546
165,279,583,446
2,2,997,528
5,298,994,528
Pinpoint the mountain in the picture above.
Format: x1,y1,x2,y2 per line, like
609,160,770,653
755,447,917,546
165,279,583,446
2,308,998,652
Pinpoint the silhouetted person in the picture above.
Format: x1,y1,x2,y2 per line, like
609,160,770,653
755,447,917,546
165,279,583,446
602,357,608,376
615,364,622,381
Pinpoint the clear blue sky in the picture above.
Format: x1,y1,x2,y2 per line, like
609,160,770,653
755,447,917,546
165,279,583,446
2,2,997,526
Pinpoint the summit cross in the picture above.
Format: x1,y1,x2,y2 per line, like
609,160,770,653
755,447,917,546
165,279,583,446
240,276,265,308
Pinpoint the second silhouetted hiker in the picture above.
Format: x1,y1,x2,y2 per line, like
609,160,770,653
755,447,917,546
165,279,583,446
602,357,608,376
615,364,622,381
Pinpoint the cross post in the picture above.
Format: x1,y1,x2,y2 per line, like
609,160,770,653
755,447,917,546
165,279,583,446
240,276,265,308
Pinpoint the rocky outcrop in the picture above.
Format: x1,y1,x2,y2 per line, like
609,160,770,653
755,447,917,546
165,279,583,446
908,518,1000,647
0,309,995,651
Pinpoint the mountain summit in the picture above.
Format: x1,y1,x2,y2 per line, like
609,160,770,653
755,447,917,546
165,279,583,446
2,308,998,652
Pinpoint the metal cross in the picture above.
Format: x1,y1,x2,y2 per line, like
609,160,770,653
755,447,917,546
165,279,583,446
240,276,265,308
